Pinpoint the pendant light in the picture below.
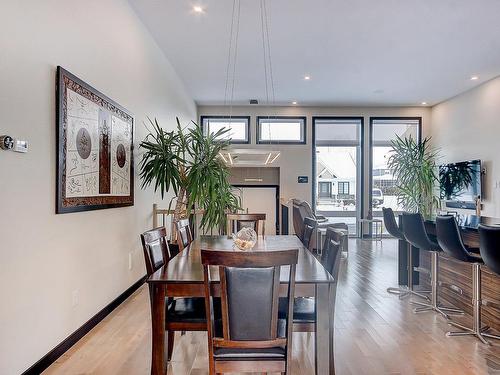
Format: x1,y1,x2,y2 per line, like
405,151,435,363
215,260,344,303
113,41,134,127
220,0,280,166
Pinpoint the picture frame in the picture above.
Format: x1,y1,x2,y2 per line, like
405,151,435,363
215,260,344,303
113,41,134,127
56,66,134,213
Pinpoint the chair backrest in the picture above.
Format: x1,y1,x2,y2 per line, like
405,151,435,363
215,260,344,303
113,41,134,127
226,213,266,236
479,224,500,275
321,227,344,278
140,227,171,276
292,199,314,240
401,212,440,251
302,217,317,250
436,215,473,262
382,207,404,240
176,219,193,251
201,249,298,356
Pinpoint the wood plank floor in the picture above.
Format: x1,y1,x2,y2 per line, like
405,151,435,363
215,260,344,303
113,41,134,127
44,239,500,374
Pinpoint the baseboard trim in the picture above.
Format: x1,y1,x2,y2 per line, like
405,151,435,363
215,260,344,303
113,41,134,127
22,275,147,375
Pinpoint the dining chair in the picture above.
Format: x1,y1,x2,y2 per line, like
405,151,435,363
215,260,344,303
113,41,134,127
226,213,266,236
176,218,194,251
141,227,208,362
321,227,344,278
279,227,344,333
292,198,349,252
302,217,317,251
201,248,298,375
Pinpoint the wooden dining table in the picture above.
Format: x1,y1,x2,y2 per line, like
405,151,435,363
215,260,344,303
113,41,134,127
147,235,336,375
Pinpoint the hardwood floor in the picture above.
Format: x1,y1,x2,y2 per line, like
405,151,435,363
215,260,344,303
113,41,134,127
44,239,500,374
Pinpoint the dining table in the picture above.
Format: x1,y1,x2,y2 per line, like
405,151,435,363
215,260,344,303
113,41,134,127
147,235,337,375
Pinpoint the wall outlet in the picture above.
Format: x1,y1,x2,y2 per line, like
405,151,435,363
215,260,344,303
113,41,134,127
495,181,500,189
128,252,133,270
72,289,79,307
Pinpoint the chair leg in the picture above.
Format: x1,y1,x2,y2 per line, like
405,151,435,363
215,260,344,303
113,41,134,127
167,330,175,361
446,263,499,345
412,251,464,319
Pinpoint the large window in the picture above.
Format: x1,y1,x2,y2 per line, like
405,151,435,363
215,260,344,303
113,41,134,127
201,116,250,144
370,117,421,234
257,116,306,144
313,117,363,236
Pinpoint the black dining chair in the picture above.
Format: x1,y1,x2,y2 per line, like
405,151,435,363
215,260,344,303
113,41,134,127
401,213,463,319
383,207,430,300
279,227,344,333
201,248,298,375
476,225,500,343
141,227,209,362
302,217,317,251
436,215,490,343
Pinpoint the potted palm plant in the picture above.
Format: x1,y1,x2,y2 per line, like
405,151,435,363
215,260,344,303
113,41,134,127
139,117,240,234
387,135,440,219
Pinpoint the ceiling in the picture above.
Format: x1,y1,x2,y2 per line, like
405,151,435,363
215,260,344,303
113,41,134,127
129,0,500,107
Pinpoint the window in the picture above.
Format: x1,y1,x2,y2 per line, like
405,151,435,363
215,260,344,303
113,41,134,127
313,117,363,236
338,182,350,195
369,117,421,235
256,117,306,144
201,116,250,144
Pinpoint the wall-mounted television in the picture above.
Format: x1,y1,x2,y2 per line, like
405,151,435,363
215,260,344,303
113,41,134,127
439,159,482,210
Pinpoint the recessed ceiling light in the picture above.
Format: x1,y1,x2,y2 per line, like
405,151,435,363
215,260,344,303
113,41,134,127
193,5,203,13
292,101,298,105
421,102,427,105
304,75,311,80
470,75,479,81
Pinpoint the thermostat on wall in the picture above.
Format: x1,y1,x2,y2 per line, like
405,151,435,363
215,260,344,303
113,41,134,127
14,139,28,153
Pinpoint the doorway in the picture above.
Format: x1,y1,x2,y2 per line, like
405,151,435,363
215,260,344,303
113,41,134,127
232,185,279,235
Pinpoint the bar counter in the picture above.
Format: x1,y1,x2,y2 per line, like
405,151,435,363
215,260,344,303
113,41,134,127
398,215,500,331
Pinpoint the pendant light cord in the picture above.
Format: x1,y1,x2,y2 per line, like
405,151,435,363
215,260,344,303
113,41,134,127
224,0,241,121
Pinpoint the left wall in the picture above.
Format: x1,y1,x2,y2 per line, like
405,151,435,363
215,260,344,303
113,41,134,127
0,1,196,373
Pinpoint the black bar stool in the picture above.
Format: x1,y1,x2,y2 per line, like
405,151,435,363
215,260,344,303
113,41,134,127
436,215,489,343
401,213,463,319
476,225,500,344
383,207,430,300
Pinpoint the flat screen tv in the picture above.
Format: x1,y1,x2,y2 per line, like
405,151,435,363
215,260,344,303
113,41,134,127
439,159,482,210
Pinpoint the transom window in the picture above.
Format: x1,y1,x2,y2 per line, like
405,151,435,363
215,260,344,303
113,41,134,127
201,116,250,144
256,117,306,144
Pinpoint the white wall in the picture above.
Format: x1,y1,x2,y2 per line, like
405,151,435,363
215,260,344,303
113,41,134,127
0,1,196,374
431,76,500,217
198,105,431,218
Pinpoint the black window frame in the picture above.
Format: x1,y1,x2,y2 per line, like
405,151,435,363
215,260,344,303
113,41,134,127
368,116,422,210
256,116,307,145
200,115,251,144
312,116,365,237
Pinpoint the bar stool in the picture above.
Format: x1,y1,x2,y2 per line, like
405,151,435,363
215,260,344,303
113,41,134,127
401,212,464,319
383,207,430,300
436,216,489,343
475,224,500,344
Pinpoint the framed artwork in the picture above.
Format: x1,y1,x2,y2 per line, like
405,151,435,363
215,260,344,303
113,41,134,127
56,66,134,213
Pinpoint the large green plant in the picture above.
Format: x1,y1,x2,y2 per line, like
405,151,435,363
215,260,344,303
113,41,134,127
387,135,439,219
139,118,240,232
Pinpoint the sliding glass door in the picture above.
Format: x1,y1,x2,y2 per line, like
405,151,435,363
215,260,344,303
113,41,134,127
313,118,363,236
370,118,421,234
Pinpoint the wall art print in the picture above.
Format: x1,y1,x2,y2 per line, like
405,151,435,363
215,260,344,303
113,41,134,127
56,66,134,213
